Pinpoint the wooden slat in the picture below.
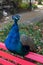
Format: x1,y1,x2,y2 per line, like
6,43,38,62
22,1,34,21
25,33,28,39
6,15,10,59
0,58,15,65
0,50,36,65
25,52,43,64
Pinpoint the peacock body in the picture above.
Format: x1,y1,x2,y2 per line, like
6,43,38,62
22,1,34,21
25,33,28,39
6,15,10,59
4,15,30,56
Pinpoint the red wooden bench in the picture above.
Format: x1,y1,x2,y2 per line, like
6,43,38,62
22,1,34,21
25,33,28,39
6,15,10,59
0,42,43,65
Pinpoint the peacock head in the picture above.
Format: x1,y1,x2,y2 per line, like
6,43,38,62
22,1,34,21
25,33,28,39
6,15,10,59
12,14,20,23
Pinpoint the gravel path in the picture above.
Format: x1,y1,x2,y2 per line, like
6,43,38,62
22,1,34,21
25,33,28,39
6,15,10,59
19,9,43,24
0,8,43,29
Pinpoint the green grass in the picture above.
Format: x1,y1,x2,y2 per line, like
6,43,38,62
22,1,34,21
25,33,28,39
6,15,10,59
19,3,37,10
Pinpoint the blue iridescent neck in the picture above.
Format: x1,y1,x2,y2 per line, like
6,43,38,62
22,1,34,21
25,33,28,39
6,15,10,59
14,19,18,24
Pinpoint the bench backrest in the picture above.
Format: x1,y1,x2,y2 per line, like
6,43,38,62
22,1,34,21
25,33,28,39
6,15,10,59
0,50,36,65
0,42,43,64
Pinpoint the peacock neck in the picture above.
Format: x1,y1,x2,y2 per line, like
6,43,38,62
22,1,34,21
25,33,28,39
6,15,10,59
14,20,18,24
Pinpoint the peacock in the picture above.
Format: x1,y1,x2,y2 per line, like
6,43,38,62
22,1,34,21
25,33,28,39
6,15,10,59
4,15,30,56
